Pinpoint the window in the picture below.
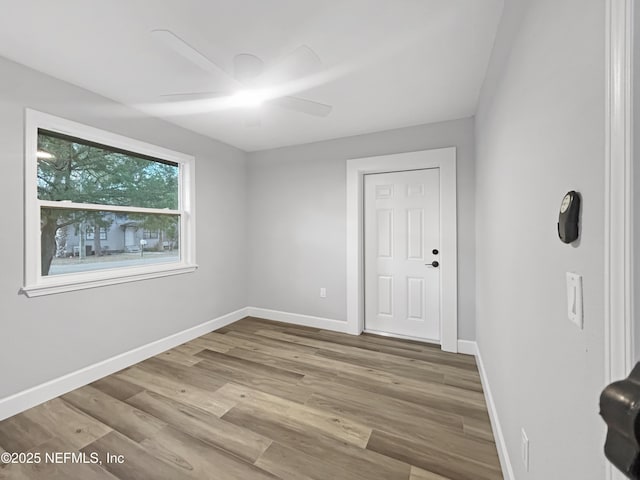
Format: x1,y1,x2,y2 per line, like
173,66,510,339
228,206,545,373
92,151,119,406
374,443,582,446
22,110,196,297
86,227,107,241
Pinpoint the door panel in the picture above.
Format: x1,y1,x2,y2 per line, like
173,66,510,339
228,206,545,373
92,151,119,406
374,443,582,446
407,208,424,260
378,276,393,316
377,209,393,258
407,277,424,320
376,184,394,199
364,169,440,342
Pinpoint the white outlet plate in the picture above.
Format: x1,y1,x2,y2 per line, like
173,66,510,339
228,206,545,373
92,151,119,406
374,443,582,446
320,288,327,298
521,428,529,471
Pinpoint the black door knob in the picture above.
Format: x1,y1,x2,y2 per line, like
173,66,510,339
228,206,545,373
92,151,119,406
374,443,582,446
600,362,640,477
425,261,439,268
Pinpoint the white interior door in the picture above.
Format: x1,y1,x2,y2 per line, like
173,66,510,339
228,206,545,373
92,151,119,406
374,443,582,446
364,169,441,342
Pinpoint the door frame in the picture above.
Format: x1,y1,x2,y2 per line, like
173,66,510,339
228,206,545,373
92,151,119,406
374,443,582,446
346,147,458,352
605,0,634,479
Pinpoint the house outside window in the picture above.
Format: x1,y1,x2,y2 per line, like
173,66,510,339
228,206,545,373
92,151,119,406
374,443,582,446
22,110,197,297
86,227,107,241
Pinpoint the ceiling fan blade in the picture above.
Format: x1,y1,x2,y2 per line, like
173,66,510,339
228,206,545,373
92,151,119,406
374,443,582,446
160,91,228,99
152,29,237,86
270,96,332,117
258,45,322,85
234,54,264,84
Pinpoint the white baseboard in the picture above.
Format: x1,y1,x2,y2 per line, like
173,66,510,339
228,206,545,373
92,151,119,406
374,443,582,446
246,307,351,333
457,339,478,355
0,307,248,421
475,343,515,480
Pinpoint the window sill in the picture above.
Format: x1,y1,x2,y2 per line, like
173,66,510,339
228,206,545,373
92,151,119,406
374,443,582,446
20,263,198,297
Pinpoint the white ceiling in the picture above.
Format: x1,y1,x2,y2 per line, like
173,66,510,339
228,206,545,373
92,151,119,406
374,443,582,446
0,0,503,151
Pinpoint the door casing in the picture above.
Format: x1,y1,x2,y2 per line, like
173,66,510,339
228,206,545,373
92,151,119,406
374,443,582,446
605,1,634,478
346,147,458,352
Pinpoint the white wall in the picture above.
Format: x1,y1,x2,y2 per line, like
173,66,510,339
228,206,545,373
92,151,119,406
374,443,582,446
0,57,248,399
475,0,606,478
247,118,477,340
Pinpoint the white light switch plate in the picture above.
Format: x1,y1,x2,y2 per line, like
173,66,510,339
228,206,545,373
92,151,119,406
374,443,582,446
566,272,583,329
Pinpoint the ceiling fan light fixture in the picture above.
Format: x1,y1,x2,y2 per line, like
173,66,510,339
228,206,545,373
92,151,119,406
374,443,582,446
227,89,272,108
151,29,333,117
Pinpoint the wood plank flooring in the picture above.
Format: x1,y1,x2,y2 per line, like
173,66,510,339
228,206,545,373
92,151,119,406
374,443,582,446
0,317,502,480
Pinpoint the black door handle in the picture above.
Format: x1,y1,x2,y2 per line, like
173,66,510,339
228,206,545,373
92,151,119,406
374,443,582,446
425,261,439,268
600,362,640,478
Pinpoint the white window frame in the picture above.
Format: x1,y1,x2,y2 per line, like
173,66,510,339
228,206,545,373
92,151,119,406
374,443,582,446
21,109,197,297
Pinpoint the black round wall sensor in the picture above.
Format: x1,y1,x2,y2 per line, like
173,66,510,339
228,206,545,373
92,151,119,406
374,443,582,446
558,191,581,244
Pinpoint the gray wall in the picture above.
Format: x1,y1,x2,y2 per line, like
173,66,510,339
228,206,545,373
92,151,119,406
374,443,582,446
475,0,606,478
247,118,477,340
0,57,248,399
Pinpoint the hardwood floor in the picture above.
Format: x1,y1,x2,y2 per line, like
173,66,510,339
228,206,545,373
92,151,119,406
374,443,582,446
0,317,502,480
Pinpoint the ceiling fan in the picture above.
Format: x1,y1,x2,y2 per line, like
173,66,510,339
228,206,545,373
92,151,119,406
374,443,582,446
151,29,332,125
